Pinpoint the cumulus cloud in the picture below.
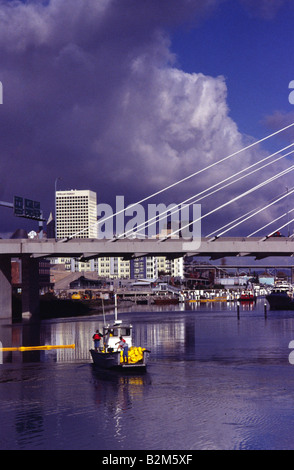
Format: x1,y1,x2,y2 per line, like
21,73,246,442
0,0,290,236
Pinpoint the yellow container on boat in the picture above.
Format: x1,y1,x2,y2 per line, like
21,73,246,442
120,346,145,364
72,293,82,300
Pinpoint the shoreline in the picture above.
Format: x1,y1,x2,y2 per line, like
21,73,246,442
12,295,116,320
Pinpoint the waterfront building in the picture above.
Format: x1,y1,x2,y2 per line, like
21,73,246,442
156,256,184,278
93,257,131,279
130,256,183,280
12,258,53,294
130,256,155,279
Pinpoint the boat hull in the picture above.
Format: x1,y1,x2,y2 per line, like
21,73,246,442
90,349,149,371
266,294,294,310
153,298,179,305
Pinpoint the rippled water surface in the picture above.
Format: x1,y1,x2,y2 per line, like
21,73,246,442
1,300,294,450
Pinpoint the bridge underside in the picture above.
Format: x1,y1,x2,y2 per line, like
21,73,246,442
1,236,294,320
0,237,294,258
0,255,40,320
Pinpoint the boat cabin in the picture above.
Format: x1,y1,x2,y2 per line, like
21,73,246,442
102,320,133,352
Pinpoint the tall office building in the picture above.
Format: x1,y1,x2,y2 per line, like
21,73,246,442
55,189,98,239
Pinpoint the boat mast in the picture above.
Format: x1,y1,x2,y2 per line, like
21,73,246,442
114,293,118,322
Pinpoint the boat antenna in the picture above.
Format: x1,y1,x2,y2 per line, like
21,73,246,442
102,297,106,327
114,293,118,323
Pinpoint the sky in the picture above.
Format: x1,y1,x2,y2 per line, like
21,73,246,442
1,0,294,238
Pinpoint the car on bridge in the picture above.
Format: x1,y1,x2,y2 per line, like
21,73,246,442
269,231,284,238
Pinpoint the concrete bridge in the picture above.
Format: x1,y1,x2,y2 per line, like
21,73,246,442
1,236,293,319
2,236,294,258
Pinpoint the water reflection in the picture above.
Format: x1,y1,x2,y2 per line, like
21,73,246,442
1,300,294,366
2,302,294,449
1,305,203,364
91,366,152,445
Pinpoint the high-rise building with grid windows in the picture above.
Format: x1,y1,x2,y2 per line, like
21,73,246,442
55,189,98,240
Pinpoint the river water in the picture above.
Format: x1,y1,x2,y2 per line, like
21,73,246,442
1,299,294,450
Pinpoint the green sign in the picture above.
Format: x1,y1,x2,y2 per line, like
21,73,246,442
14,196,42,220
13,196,24,216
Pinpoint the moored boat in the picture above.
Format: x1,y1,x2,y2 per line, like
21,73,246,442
239,290,256,302
90,320,150,371
266,282,294,310
153,296,179,305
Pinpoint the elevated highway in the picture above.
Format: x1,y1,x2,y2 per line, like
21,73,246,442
187,236,294,260
1,236,294,320
1,236,294,259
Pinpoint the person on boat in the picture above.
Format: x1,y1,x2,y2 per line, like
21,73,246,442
92,330,103,351
116,336,129,363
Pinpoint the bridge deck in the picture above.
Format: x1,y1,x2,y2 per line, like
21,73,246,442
0,237,293,259
1,236,293,319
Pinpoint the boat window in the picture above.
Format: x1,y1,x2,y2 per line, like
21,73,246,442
104,328,118,337
103,327,131,337
120,327,131,336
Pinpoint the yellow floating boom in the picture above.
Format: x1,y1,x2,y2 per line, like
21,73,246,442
189,297,227,303
0,344,75,352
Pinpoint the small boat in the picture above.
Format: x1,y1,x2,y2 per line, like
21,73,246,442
153,296,179,305
239,290,256,302
266,282,294,310
90,320,150,371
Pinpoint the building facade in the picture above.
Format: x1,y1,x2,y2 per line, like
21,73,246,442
130,256,183,280
55,189,98,239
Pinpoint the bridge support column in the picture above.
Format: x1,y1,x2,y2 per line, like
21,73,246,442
0,255,12,319
21,256,40,318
